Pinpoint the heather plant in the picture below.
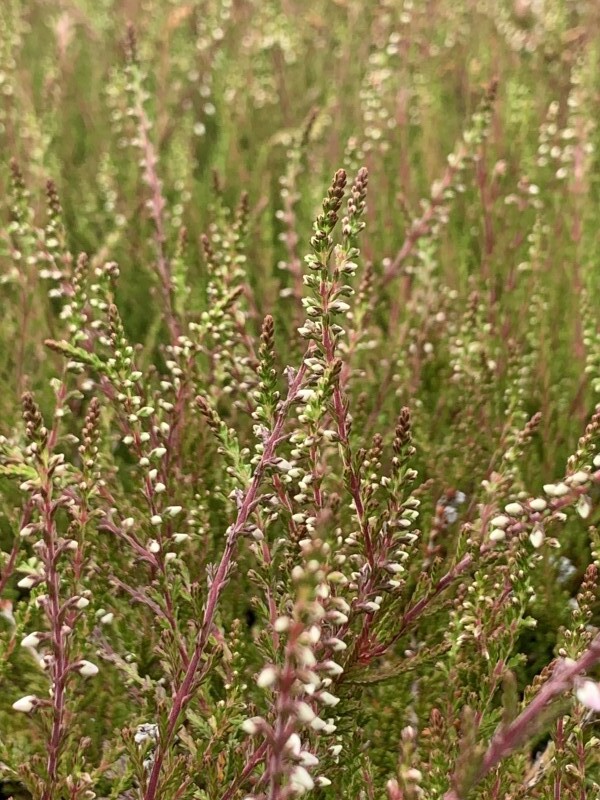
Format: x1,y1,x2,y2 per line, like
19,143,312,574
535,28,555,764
3,1,600,799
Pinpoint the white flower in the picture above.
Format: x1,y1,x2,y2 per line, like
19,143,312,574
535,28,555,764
134,722,159,745
21,632,41,649
100,612,114,625
489,529,506,542
274,616,290,632
17,575,37,589
166,506,182,517
299,751,319,767
329,744,342,757
75,596,90,609
316,776,332,787
491,515,510,528
322,660,343,676
285,733,302,755
148,539,161,554
172,532,190,544
570,471,589,485
122,517,135,529
150,515,162,526
576,679,600,711
154,483,166,493
544,482,569,497
505,502,523,516
529,526,544,549
319,691,340,706
12,695,36,713
529,498,547,512
78,660,99,676
310,716,327,731
296,702,316,723
241,717,263,735
19,525,35,538
577,495,592,520
256,666,277,689
290,765,315,792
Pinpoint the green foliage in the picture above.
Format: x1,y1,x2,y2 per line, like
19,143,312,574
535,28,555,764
2,1,600,799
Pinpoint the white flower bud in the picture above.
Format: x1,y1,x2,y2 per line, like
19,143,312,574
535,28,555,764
166,506,182,517
78,660,99,677
150,515,162,526
327,638,347,651
322,660,343,676
285,733,302,755
505,502,523,516
17,576,37,589
529,498,547,512
75,596,90,609
290,765,314,792
529,526,544,549
148,539,161,554
319,691,340,706
12,695,36,713
299,751,319,767
21,632,41,649
296,702,315,723
122,517,134,529
172,532,190,543
100,612,114,624
489,529,506,542
241,717,263,735
19,525,35,538
154,482,166,493
577,495,592,519
274,616,290,632
544,482,569,497
570,471,589,485
491,515,509,528
257,666,277,689
576,679,600,711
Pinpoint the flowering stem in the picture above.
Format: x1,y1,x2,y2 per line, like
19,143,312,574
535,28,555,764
142,364,307,800
443,635,600,799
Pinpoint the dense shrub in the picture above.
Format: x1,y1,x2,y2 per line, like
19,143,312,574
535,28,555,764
2,1,600,798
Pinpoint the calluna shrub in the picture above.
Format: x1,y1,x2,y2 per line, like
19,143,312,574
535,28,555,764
3,1,600,798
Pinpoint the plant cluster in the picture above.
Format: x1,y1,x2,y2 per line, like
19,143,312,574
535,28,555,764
2,1,600,799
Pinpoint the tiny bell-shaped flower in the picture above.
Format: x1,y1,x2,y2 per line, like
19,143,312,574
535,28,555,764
529,525,544,549
78,660,99,677
504,502,523,516
256,666,277,689
241,716,264,735
12,695,37,713
290,765,315,793
529,498,547,512
21,632,41,649
576,679,600,711
577,495,592,520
